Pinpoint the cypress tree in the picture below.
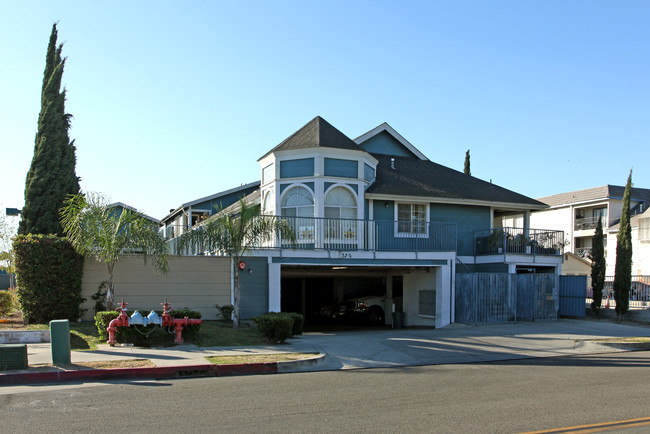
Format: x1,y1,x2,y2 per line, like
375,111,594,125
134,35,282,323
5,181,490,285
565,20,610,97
464,150,471,175
613,170,633,322
590,216,606,315
19,23,80,236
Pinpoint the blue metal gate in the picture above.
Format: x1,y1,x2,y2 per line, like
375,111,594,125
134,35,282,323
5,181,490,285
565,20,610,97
559,275,587,317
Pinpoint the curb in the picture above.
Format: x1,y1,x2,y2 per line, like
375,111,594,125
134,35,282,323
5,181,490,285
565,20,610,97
0,353,326,386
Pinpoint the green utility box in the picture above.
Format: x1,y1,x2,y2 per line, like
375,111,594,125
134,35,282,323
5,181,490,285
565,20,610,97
50,319,71,365
0,344,28,370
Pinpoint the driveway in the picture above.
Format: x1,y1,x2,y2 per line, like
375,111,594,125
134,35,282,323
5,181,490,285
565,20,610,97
285,319,650,371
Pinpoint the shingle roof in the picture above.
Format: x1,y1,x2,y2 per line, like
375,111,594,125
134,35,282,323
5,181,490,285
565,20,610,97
259,116,363,159
366,154,546,207
537,185,650,207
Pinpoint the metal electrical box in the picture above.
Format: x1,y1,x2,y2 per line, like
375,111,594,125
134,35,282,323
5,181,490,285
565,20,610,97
0,344,28,370
50,319,71,365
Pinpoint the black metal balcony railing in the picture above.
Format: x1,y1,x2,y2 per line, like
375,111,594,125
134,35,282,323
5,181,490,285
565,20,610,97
575,216,604,231
474,227,565,256
168,216,458,255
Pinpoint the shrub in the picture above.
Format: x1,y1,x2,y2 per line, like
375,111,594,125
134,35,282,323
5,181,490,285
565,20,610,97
94,308,202,344
252,312,294,343
281,312,304,336
170,308,202,338
95,310,120,341
0,290,16,316
216,303,234,321
13,235,85,323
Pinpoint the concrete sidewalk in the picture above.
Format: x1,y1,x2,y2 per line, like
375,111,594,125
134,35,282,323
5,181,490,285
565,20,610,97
2,319,649,385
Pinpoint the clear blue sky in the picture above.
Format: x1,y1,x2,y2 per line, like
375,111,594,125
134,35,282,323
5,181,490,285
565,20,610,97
2,1,649,220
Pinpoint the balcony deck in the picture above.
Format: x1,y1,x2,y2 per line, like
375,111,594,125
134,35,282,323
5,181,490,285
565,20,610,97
474,227,564,257
168,216,457,256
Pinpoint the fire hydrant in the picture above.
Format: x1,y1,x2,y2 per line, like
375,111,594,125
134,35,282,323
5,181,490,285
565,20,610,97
161,299,202,344
106,298,202,345
106,299,130,345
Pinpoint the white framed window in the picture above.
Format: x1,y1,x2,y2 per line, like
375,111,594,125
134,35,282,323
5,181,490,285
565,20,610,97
281,186,314,241
396,202,428,237
262,191,274,215
640,217,650,242
324,186,357,241
324,186,357,220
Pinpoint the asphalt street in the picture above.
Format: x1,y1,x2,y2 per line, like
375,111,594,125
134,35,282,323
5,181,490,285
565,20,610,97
2,350,649,433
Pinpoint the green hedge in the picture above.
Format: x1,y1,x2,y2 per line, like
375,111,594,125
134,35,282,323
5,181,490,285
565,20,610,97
95,308,202,345
252,312,304,343
0,290,16,316
14,235,85,323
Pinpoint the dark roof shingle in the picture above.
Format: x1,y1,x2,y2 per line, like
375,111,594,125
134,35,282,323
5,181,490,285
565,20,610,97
259,116,362,159
367,155,545,207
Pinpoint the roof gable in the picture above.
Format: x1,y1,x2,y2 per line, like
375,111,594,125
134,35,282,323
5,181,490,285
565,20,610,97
354,122,428,161
259,116,362,159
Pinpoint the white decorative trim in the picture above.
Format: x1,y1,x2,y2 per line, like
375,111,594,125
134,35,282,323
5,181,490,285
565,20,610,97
353,122,429,161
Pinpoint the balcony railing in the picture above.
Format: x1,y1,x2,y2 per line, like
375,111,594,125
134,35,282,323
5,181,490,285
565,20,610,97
575,216,604,231
474,227,565,256
574,247,593,259
168,216,457,255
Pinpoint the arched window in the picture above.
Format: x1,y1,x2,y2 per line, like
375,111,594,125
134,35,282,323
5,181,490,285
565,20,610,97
281,186,314,217
324,187,357,242
324,187,357,220
281,186,314,242
262,191,273,215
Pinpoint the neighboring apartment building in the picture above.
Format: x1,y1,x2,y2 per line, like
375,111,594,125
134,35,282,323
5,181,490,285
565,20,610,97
167,116,564,327
531,185,650,276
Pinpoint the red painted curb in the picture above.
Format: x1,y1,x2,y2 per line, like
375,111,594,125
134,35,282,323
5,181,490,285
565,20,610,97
0,362,279,386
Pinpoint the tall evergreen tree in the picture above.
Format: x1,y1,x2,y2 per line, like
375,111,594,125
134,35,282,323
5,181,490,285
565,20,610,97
464,149,471,175
613,170,633,322
590,216,606,315
19,23,80,236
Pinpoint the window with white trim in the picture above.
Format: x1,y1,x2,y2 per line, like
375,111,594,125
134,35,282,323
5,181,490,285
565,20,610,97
262,191,274,215
281,186,314,241
324,187,357,241
396,203,428,236
324,187,357,220
640,217,650,242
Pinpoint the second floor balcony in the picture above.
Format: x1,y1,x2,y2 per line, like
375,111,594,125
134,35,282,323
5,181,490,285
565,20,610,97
169,216,458,255
474,227,565,256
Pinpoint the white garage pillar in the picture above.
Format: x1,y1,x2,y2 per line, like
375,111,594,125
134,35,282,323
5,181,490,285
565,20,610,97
268,262,282,312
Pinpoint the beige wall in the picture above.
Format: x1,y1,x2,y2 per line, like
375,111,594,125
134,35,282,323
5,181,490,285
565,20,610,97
81,256,231,320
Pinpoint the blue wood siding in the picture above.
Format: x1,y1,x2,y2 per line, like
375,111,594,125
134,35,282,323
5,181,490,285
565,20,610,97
193,185,259,215
430,204,490,256
324,158,358,178
358,131,416,157
280,158,314,178
239,257,269,319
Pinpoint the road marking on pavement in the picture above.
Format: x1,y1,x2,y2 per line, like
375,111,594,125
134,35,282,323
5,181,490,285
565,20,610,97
521,416,650,433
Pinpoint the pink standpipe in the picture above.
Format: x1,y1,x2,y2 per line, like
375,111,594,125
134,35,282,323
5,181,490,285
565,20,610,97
106,298,202,345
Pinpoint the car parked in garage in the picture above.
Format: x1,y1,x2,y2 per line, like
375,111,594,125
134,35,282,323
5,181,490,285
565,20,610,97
320,294,386,325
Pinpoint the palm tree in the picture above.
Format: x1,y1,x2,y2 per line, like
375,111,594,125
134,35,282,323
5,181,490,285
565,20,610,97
176,198,295,328
60,193,169,310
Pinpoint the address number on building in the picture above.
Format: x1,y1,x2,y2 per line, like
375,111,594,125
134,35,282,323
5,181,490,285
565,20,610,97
340,252,352,259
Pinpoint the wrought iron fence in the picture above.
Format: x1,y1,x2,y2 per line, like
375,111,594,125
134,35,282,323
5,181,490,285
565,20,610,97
474,227,564,256
586,275,650,310
168,216,457,255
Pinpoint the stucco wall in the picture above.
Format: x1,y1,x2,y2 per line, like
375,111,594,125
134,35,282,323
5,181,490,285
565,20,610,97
81,255,231,321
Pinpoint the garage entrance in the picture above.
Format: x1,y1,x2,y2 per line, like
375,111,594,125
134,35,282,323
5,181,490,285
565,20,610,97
280,266,404,329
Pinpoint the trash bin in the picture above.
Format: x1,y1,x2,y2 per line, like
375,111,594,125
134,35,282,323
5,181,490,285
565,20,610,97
392,311,405,329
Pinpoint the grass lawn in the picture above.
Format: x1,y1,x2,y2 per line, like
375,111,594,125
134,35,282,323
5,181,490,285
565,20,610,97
7,321,268,350
206,353,318,365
